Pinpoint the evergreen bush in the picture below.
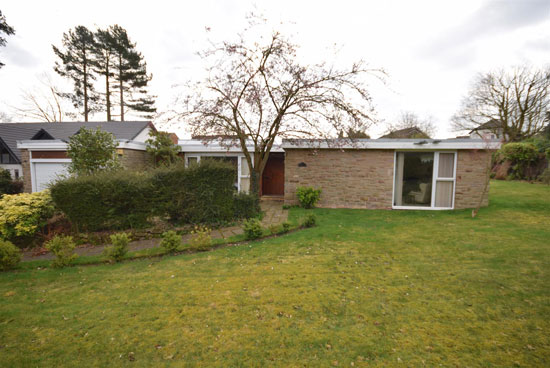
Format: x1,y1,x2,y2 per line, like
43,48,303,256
0,239,21,271
45,235,77,268
296,186,322,209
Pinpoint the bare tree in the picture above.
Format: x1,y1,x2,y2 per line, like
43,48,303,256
452,66,550,142
177,18,385,194
384,111,437,138
12,74,74,122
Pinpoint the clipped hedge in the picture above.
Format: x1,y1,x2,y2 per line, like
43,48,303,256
51,160,242,231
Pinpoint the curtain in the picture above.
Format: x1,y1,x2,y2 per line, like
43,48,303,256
394,153,404,206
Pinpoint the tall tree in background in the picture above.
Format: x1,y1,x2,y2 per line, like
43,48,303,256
109,25,155,121
52,26,98,121
179,17,384,195
452,66,550,142
93,28,115,121
0,10,15,69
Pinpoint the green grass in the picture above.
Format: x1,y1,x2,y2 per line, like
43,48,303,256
1,180,549,367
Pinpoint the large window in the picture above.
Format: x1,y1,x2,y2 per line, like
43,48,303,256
185,154,251,193
393,151,456,209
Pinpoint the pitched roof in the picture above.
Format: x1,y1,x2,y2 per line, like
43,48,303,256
0,121,152,163
379,126,430,139
470,119,503,132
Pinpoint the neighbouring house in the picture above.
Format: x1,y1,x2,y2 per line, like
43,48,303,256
283,138,501,210
0,121,155,192
379,126,430,139
469,119,505,140
179,138,285,196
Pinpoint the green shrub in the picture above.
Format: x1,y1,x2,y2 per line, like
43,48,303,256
0,191,55,243
160,230,181,253
67,127,121,175
188,226,212,251
500,142,539,179
103,233,130,262
52,160,238,231
243,219,263,240
45,235,77,268
281,222,291,233
0,239,21,271
51,170,152,231
0,169,23,196
540,168,550,185
233,192,260,219
301,213,317,228
296,186,322,209
268,224,279,235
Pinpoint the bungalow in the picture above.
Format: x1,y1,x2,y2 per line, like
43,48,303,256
178,138,285,196
282,138,501,210
0,121,154,192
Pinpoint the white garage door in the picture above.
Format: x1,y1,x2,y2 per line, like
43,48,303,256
33,162,69,192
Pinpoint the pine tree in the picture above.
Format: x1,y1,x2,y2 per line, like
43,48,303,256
93,28,116,121
109,25,156,121
52,26,98,121
0,10,16,69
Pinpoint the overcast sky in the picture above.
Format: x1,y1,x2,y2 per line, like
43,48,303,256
1,0,549,138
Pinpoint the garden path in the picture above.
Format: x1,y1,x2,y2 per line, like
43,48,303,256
22,199,287,261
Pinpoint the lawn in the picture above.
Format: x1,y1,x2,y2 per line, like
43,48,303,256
0,180,549,367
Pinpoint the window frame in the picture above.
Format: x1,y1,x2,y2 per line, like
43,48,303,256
184,153,253,193
392,150,457,210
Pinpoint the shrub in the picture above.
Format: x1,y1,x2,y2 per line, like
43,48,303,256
296,186,322,209
499,142,539,179
281,221,291,233
268,224,279,235
67,127,121,176
51,160,237,231
45,235,77,268
51,170,152,231
0,239,21,271
233,192,260,219
243,219,263,240
0,169,23,196
188,226,212,251
145,130,181,167
301,213,317,228
103,233,130,262
160,230,181,253
0,191,55,243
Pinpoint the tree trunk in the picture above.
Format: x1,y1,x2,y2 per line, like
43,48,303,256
83,60,88,122
105,61,111,121
119,54,124,121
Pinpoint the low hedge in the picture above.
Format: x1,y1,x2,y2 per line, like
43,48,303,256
51,160,256,231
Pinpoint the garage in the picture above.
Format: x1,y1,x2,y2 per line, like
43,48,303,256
32,161,70,192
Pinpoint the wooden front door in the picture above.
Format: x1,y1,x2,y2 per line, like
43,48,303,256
261,153,285,196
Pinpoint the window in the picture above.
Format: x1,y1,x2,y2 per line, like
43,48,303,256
184,154,252,193
394,151,456,209
14,169,19,179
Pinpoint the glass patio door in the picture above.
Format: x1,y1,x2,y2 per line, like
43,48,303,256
394,151,456,209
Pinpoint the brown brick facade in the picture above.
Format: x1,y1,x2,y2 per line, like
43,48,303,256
284,148,491,210
118,148,153,171
454,150,490,209
20,149,32,193
284,149,395,209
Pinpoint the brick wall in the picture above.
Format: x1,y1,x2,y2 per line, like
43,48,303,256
20,149,32,193
284,148,491,210
118,149,153,170
284,149,395,209
454,150,490,209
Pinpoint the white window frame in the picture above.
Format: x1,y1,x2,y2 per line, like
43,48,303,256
392,150,457,210
184,153,253,193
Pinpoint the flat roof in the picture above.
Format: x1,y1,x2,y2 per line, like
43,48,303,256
178,139,284,153
282,138,502,150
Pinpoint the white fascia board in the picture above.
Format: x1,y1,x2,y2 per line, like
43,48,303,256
281,139,502,150
17,139,147,151
178,139,284,153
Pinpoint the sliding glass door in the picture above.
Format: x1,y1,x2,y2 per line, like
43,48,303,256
393,151,456,209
